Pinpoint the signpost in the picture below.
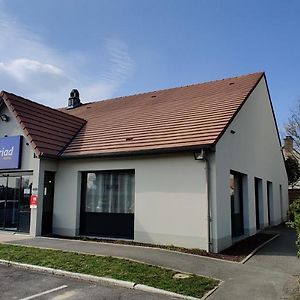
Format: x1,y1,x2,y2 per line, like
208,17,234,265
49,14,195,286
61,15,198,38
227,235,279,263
0,136,22,169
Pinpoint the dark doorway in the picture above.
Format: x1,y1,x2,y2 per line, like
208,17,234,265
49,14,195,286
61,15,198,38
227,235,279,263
0,174,32,232
230,171,244,237
267,181,272,226
255,177,262,230
42,172,55,236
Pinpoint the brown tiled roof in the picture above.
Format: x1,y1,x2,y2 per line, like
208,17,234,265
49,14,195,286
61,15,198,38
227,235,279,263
0,72,264,158
0,91,86,157
61,72,264,157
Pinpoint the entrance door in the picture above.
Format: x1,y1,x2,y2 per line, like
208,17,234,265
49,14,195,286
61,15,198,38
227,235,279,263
5,177,21,230
0,174,32,232
19,176,32,232
230,171,244,237
0,177,7,228
0,176,21,230
42,172,55,236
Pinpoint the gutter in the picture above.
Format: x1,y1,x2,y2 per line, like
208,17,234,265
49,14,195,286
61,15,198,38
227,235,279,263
55,144,213,160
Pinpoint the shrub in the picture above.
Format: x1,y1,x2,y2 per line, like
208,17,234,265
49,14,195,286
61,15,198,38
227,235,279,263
285,157,300,187
288,198,300,257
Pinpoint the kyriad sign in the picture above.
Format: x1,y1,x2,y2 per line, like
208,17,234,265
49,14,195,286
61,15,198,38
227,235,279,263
0,136,22,169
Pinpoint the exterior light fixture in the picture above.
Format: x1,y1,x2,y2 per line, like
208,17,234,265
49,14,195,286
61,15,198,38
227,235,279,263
0,114,9,122
194,149,205,160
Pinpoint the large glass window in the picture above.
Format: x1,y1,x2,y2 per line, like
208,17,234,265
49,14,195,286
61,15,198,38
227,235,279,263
83,170,135,214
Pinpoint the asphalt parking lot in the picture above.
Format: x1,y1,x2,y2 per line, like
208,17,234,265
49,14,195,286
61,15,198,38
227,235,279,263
0,265,176,300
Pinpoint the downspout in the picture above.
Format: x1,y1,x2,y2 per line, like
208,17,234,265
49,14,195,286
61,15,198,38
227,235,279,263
194,149,213,252
204,152,213,253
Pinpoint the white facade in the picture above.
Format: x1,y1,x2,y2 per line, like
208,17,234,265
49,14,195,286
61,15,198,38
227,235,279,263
0,76,289,253
210,77,288,252
51,154,209,249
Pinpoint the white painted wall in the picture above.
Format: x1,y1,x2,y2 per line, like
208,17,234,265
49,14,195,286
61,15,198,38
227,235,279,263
52,154,209,250
212,77,288,252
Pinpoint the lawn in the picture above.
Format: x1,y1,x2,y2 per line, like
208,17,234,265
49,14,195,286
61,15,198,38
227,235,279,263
0,244,219,298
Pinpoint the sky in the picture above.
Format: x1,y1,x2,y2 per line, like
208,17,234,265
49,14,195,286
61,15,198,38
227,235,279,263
0,0,299,134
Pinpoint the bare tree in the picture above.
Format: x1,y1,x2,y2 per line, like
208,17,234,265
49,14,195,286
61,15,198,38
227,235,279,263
285,100,300,150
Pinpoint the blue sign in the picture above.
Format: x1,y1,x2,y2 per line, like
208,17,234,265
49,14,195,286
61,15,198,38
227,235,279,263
0,136,22,169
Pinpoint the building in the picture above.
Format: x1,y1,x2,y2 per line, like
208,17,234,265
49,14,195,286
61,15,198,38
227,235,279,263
282,136,300,202
282,135,300,186
0,72,288,253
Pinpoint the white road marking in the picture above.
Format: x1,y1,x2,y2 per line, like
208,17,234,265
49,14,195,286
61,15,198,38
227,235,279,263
19,285,68,300
50,290,77,300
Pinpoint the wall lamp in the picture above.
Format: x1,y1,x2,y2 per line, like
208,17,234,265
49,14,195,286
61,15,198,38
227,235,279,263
194,149,205,160
0,114,9,122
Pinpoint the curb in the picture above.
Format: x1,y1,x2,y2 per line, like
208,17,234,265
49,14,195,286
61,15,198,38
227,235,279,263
0,259,221,300
134,284,200,300
201,280,224,300
241,233,280,264
0,259,135,289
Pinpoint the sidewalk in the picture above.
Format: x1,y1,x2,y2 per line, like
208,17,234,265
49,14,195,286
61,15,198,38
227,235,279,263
0,226,299,299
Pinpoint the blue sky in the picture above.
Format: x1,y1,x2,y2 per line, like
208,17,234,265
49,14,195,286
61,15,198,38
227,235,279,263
0,0,299,134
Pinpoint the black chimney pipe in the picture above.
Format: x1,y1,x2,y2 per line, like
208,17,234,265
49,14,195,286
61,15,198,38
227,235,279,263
67,89,81,109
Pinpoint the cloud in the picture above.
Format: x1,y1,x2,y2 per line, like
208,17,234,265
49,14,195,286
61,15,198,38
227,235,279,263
0,2,134,107
79,40,134,101
0,59,73,99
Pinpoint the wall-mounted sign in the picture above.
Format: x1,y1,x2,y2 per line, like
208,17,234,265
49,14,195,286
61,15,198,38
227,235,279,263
30,195,38,208
0,136,22,170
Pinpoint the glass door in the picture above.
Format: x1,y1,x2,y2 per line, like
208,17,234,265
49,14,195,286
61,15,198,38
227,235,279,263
5,177,21,230
0,174,32,232
19,176,32,232
0,177,7,228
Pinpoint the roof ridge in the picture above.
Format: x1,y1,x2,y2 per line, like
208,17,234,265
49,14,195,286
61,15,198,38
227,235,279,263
70,71,264,108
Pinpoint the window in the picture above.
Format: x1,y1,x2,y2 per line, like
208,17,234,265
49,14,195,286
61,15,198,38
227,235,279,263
80,170,135,238
83,170,135,214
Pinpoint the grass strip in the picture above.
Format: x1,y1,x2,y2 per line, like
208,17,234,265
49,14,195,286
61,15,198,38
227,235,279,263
0,244,218,298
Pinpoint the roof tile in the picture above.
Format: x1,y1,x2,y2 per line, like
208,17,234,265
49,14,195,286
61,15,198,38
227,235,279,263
61,72,264,157
0,91,86,157
0,72,264,158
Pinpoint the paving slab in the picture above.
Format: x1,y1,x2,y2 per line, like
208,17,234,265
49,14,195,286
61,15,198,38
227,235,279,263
0,231,31,243
0,226,299,300
246,226,299,275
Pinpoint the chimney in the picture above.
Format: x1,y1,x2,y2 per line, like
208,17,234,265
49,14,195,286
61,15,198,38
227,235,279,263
284,136,294,156
67,89,81,109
